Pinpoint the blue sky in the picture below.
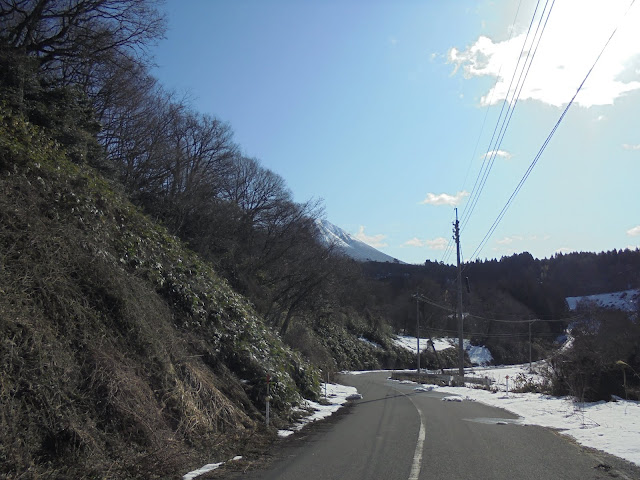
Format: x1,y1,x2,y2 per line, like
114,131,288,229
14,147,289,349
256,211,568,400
152,0,640,265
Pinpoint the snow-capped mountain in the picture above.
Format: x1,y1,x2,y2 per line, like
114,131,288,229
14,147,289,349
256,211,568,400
315,219,402,263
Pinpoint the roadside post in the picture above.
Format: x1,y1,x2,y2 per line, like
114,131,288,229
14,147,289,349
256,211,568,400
325,371,329,399
505,375,509,396
266,374,271,426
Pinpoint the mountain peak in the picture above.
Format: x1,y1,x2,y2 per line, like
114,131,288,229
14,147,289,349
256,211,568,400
315,219,403,263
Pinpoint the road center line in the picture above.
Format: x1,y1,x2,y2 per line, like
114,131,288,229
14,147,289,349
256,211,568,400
408,403,426,480
389,382,426,480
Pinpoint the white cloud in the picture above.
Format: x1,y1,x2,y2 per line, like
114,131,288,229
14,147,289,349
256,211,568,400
482,149,512,160
496,234,550,246
496,235,523,245
404,237,448,250
448,1,640,107
623,143,640,150
420,190,469,206
404,237,424,247
427,237,449,250
627,225,640,237
354,226,388,248
555,247,573,254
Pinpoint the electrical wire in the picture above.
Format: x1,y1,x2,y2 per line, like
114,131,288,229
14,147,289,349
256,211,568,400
425,327,565,339
459,0,543,226
461,0,555,233
466,314,579,323
467,0,636,263
413,294,579,324
438,2,526,268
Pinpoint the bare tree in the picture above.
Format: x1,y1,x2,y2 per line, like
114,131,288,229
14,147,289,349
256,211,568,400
221,156,289,227
0,0,165,84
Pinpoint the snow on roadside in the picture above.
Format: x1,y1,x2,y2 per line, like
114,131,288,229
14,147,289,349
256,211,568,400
411,364,640,466
183,456,242,480
183,383,359,479
277,382,359,438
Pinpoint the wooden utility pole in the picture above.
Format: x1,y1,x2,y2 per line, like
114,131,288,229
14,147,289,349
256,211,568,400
529,320,536,371
454,209,464,377
416,291,420,373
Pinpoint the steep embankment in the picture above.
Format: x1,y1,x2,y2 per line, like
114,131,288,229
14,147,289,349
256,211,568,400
0,107,319,478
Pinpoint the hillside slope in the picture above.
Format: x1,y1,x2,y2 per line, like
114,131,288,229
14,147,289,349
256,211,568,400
0,107,320,479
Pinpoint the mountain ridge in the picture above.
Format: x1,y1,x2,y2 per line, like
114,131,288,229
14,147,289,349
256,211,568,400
315,219,403,264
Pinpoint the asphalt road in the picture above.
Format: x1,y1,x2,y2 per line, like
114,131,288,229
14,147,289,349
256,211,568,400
227,372,640,480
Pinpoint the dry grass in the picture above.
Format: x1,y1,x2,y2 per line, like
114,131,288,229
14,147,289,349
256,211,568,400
0,108,318,479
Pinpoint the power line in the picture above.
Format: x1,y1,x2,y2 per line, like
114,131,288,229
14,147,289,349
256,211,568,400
413,293,579,324
461,0,555,233
426,327,565,339
459,0,544,228
458,0,525,194
439,2,526,267
466,314,578,324
467,0,636,263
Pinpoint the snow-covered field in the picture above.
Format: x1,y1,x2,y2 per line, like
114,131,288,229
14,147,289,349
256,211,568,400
566,289,640,312
394,334,453,353
394,334,493,366
396,364,640,467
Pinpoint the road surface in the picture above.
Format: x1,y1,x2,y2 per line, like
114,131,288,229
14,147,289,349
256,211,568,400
226,371,640,480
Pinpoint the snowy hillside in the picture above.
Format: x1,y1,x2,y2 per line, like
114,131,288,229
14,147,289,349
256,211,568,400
566,289,639,312
393,335,493,366
315,219,402,263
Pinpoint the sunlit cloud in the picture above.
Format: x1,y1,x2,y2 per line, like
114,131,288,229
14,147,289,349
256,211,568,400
404,237,448,250
354,226,388,248
482,149,513,160
448,1,640,107
427,237,449,250
496,235,523,245
496,234,550,246
623,143,640,150
420,190,469,206
627,225,640,237
404,237,424,247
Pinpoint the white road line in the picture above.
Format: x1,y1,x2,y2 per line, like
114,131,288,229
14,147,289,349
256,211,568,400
408,404,426,480
389,381,426,480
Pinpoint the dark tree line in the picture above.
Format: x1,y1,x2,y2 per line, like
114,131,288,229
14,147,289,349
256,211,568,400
362,249,639,365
